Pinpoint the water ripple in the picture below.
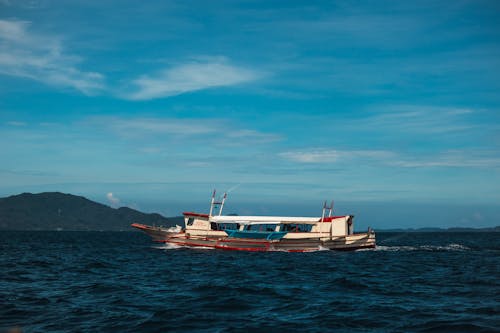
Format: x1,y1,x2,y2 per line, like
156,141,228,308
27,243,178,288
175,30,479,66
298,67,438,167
0,231,498,332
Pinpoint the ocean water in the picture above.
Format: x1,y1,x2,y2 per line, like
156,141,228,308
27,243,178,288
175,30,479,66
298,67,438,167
1,231,499,332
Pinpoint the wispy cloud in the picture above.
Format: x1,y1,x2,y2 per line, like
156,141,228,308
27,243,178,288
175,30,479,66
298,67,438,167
106,117,216,136
6,121,26,126
225,129,281,144
362,105,476,133
391,150,500,168
0,19,104,94
123,58,261,100
85,116,282,147
280,149,394,163
281,147,500,169
0,20,261,99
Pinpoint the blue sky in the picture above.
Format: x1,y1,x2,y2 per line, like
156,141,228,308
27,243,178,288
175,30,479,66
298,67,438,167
1,0,499,228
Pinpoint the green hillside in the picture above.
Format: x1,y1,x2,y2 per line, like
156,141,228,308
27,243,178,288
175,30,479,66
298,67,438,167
0,192,182,231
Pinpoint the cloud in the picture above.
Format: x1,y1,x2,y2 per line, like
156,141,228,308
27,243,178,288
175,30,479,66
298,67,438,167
0,20,261,99
124,59,261,100
225,129,281,144
107,117,216,136
106,192,120,206
6,121,26,126
87,116,282,146
390,150,500,168
280,150,340,163
281,147,500,169
361,105,477,134
280,149,393,163
87,117,219,141
0,19,104,94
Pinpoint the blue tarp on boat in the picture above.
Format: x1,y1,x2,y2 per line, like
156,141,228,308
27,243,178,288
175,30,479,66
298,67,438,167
225,230,288,240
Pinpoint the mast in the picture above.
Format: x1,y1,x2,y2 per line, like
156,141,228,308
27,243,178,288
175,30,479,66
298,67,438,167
208,190,228,217
321,201,327,222
218,192,227,216
320,201,326,240
320,200,334,240
208,189,216,217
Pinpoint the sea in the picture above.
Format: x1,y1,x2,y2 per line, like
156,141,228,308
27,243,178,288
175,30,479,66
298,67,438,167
1,231,499,333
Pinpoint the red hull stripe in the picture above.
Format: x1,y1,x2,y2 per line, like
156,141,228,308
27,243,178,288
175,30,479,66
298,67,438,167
215,245,270,252
160,240,375,252
182,212,209,218
166,240,216,248
218,239,273,245
131,223,153,230
321,216,348,222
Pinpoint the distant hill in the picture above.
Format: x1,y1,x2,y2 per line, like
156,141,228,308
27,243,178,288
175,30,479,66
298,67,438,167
0,192,183,231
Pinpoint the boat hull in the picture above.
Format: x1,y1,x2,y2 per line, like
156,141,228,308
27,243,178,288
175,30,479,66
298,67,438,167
215,233,376,252
131,223,181,242
133,223,376,252
166,235,219,248
323,232,376,251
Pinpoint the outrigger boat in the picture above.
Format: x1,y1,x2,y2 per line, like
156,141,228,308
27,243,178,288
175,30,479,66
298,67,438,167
132,191,375,252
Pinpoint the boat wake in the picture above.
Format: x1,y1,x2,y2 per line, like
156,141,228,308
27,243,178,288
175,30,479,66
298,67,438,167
151,243,183,250
152,243,215,251
264,245,330,253
166,225,183,233
369,243,470,252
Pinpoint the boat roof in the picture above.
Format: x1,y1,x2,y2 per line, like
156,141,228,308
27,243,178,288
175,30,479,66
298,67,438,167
211,215,343,224
184,212,350,224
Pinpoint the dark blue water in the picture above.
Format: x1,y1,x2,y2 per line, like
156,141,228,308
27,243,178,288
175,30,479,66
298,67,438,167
1,231,499,332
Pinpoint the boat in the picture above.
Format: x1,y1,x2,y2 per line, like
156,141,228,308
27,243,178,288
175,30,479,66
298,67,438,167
132,190,375,252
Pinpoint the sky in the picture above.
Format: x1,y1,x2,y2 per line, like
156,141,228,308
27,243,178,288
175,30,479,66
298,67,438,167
1,0,499,228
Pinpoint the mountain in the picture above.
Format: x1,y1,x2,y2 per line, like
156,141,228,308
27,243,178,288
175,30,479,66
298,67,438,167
0,192,183,231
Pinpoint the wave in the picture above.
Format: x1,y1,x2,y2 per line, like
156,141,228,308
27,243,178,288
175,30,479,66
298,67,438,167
370,243,470,252
165,225,182,233
152,243,471,253
151,243,183,250
151,243,215,250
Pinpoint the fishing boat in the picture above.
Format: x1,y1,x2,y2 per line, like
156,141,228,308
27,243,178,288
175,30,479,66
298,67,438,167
132,191,375,252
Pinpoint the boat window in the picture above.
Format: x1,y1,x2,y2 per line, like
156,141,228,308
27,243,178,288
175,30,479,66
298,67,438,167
187,217,194,226
245,224,277,232
281,224,312,232
217,223,240,230
210,222,218,230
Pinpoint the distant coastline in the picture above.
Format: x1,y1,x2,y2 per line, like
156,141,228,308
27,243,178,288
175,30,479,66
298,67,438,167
0,192,180,231
0,192,498,232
